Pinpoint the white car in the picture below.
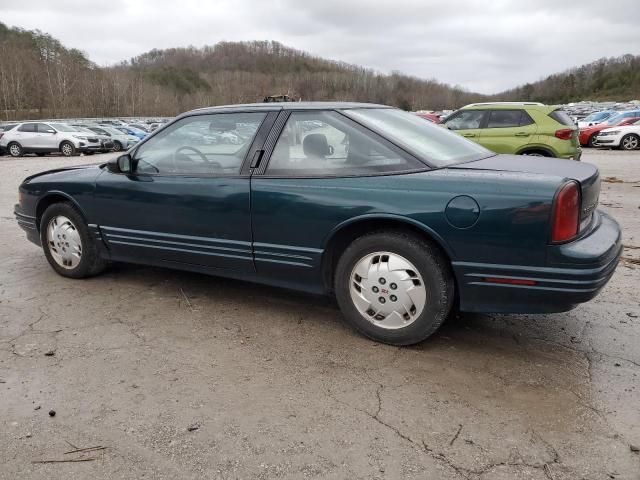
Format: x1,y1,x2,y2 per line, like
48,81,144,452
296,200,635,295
0,122,102,157
596,120,640,150
83,125,139,151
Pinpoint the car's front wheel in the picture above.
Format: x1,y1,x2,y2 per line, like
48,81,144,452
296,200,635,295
60,141,76,157
620,134,640,151
40,203,107,278
113,141,123,152
335,231,453,345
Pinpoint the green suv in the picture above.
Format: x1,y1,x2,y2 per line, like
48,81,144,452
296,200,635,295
443,102,581,160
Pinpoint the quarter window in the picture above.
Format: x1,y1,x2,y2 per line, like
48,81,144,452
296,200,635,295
17,123,36,133
133,113,266,175
265,111,422,176
445,110,485,130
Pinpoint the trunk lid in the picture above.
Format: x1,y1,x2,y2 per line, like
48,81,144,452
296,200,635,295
450,154,600,228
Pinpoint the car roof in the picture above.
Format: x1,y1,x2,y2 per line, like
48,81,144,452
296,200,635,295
460,102,555,112
187,101,393,115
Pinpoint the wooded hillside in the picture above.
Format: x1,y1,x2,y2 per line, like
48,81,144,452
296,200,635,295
0,22,638,120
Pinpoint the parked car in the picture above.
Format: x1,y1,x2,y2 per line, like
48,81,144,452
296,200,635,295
577,110,616,128
0,122,103,157
111,126,147,140
14,102,620,345
443,102,581,159
71,126,115,153
595,120,640,150
126,123,151,133
599,110,640,127
0,123,19,155
414,112,440,123
83,125,139,151
579,117,640,147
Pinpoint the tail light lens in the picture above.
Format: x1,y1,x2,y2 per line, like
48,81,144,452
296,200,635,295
555,129,574,140
551,181,580,243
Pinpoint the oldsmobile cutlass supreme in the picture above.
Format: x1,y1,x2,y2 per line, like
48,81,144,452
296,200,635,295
14,102,622,345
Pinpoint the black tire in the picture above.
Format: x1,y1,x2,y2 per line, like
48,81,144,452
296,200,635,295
113,141,123,152
620,134,640,151
334,231,454,345
40,202,107,278
588,134,599,148
60,141,76,157
520,150,551,157
8,142,23,157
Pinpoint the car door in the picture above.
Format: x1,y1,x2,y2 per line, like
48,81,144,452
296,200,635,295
13,123,38,148
35,123,59,149
479,110,537,154
92,110,276,271
443,110,486,144
250,109,426,292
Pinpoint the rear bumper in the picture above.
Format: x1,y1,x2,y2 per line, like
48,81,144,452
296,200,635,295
454,211,622,313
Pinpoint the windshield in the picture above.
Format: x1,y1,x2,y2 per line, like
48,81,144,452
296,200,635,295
583,111,611,122
346,108,492,167
49,123,77,132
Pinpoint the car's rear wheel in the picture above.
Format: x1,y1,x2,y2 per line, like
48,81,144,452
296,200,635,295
521,150,550,157
620,134,640,151
8,142,23,157
60,141,76,157
40,203,107,278
113,141,123,152
334,231,453,345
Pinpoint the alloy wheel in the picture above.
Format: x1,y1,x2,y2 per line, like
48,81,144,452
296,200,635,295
622,136,639,150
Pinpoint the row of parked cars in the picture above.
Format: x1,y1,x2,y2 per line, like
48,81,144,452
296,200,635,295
0,119,168,157
575,109,640,150
415,102,640,157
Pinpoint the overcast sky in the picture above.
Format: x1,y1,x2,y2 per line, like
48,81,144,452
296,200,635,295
1,0,638,93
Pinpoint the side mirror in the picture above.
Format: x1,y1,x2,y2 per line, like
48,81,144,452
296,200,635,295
107,154,132,174
45,129,56,134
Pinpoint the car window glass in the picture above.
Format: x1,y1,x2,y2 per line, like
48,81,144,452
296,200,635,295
133,112,266,176
36,123,56,133
486,110,522,128
17,123,36,133
445,110,485,130
519,111,535,126
266,111,423,176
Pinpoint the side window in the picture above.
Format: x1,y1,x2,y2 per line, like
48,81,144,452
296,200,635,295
36,123,56,133
486,110,523,128
133,112,266,175
445,111,485,130
519,111,535,126
17,123,36,133
265,111,423,176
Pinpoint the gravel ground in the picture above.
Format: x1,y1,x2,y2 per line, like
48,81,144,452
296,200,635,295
0,149,639,479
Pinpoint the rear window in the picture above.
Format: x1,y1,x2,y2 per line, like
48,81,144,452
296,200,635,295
548,110,575,126
0,123,17,131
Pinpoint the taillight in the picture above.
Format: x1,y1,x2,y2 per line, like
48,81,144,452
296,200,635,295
555,129,574,140
551,181,580,243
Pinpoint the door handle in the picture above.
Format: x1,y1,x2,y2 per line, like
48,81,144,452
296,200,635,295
515,132,529,137
250,150,264,169
462,133,476,138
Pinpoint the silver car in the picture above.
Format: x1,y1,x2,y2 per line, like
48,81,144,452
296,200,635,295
82,125,139,151
0,121,98,157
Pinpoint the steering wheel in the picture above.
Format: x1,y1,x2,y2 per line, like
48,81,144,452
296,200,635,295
171,146,222,172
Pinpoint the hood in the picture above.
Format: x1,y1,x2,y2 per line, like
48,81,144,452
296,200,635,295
22,164,102,183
